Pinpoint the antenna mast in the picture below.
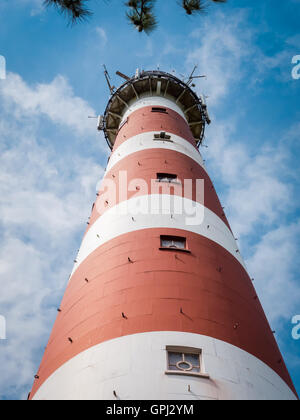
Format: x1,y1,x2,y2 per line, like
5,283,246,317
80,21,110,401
187,65,206,86
103,65,115,95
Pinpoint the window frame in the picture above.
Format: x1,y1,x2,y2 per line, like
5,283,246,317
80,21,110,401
165,346,209,379
159,235,190,253
156,173,180,184
153,132,172,142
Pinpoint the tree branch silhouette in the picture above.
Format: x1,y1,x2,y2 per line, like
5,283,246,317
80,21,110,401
44,0,227,33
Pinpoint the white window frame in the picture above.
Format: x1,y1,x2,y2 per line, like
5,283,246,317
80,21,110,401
165,346,209,379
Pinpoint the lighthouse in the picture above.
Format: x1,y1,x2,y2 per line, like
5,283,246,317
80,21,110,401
30,70,297,400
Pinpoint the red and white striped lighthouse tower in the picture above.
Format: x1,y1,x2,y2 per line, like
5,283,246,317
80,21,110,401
30,70,297,400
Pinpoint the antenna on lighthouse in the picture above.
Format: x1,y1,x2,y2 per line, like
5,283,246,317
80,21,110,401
103,65,116,95
116,71,131,82
88,115,104,131
187,65,206,86
200,94,211,125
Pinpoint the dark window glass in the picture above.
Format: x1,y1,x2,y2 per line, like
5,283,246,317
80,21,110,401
152,107,167,113
157,173,178,183
161,236,186,250
154,132,171,140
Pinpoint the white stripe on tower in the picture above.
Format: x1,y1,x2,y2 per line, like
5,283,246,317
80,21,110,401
105,131,205,175
32,332,297,401
120,96,187,124
71,195,245,279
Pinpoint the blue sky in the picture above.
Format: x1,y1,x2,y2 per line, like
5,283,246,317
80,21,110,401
0,0,299,400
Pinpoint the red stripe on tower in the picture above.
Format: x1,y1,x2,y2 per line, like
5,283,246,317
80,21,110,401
30,70,297,400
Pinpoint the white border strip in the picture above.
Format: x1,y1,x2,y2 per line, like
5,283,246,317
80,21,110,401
33,331,297,401
107,131,205,174
121,96,187,124
71,195,244,278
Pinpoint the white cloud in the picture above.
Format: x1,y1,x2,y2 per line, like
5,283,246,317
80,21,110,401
246,222,300,325
204,120,292,237
186,11,255,105
0,72,104,399
1,73,97,137
96,27,108,47
3,0,45,16
185,10,299,104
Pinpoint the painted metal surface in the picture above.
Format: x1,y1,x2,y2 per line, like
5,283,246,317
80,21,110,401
87,149,230,232
30,227,296,398
32,332,297,400
113,106,197,151
120,96,187,124
105,131,205,175
72,195,244,278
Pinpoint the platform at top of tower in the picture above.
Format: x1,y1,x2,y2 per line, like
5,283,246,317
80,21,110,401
102,70,209,150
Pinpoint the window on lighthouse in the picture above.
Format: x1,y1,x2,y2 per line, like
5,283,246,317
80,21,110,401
168,351,201,373
154,132,172,141
165,347,209,378
157,173,178,183
151,107,167,113
160,235,186,250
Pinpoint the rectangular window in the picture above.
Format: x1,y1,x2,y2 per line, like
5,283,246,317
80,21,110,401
157,173,178,183
165,346,209,378
154,132,172,141
152,107,167,113
160,235,187,250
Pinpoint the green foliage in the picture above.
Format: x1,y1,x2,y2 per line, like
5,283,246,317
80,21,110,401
44,0,227,32
182,0,206,15
126,0,157,34
43,0,92,23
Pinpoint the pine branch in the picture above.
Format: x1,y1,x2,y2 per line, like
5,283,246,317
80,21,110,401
43,0,227,30
43,0,92,24
182,0,227,15
182,0,207,15
125,0,157,34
